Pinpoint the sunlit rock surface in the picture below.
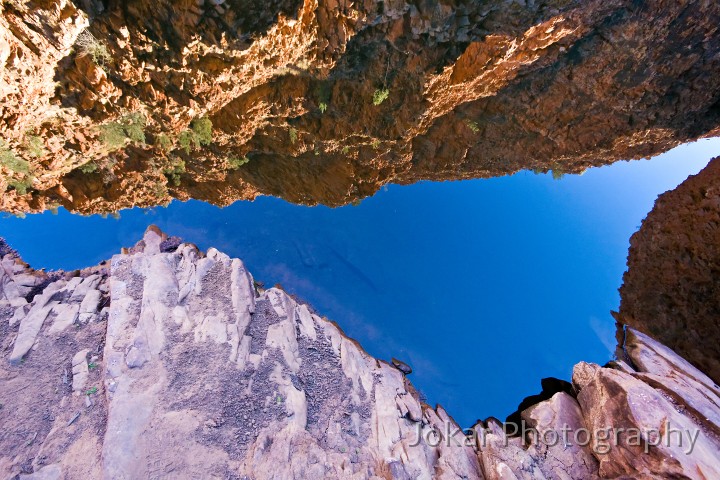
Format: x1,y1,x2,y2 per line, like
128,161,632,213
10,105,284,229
1,228,719,479
1,0,720,213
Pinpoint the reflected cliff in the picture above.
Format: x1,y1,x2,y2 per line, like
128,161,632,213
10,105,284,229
1,0,720,213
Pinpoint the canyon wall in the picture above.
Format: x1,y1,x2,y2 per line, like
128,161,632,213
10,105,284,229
2,0,720,213
2,227,719,479
619,155,720,387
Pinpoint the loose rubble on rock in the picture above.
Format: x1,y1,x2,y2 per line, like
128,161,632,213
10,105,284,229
1,227,719,479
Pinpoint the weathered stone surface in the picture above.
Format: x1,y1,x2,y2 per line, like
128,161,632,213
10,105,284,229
1,0,720,214
620,156,720,386
1,229,720,479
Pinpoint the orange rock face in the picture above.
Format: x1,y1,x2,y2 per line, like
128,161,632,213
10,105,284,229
619,156,720,385
1,0,720,213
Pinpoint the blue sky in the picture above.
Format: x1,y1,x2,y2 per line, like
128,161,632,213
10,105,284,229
2,137,718,427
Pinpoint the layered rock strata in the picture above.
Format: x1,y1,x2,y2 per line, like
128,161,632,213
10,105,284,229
2,0,720,213
1,228,719,479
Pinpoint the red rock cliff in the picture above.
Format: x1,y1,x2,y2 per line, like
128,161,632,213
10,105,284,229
1,0,720,213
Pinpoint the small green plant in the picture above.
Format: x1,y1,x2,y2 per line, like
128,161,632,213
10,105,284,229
155,133,173,152
0,142,30,174
341,146,350,155
123,113,147,144
8,177,33,195
100,113,146,150
227,156,250,170
318,102,328,114
177,117,213,153
88,362,98,370
79,162,98,174
465,120,480,133
178,130,194,154
25,135,46,158
371,139,380,150
86,386,98,395
289,127,298,145
162,158,186,186
191,117,213,146
76,31,111,66
372,88,390,106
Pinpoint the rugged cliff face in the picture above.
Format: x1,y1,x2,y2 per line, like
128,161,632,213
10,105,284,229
619,156,720,387
1,0,720,214
2,227,720,479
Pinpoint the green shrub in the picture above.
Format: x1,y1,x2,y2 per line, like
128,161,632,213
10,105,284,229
289,127,298,145
100,113,146,150
155,133,173,151
8,177,33,195
25,135,46,158
162,158,186,186
177,117,213,153
465,120,479,133
0,143,30,174
319,102,328,114
372,88,390,106
79,162,98,174
227,156,250,170
122,113,147,144
178,130,194,154
76,31,111,66
191,117,213,146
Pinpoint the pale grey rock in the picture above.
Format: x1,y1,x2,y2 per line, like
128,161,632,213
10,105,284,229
2,228,720,480
78,288,102,323
71,349,90,393
47,303,79,334
18,464,61,480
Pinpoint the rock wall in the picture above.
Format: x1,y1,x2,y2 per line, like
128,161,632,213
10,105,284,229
2,0,720,213
2,227,719,479
619,155,720,387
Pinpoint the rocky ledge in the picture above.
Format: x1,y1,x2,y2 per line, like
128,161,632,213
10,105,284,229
2,0,720,213
1,227,719,479
619,155,720,388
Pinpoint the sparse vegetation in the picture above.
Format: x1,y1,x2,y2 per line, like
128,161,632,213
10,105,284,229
0,142,30,174
100,113,147,150
465,120,480,133
155,133,173,152
162,158,186,186
341,146,350,155
178,130,194,154
227,156,250,170
8,177,33,195
76,31,111,66
289,127,298,145
551,166,565,180
25,135,46,158
86,386,98,395
79,162,98,174
191,117,213,146
371,139,380,149
319,102,328,114
373,88,390,106
177,117,213,153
